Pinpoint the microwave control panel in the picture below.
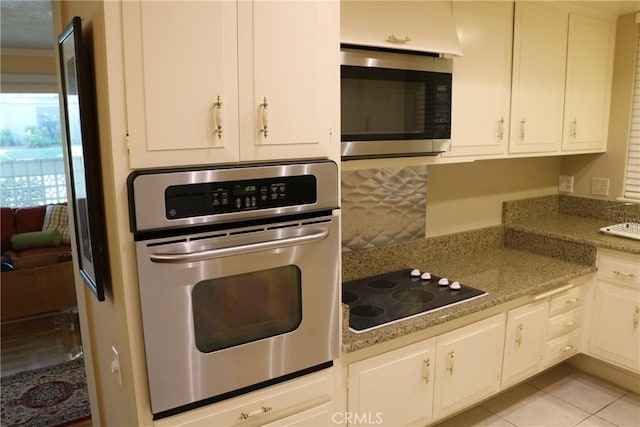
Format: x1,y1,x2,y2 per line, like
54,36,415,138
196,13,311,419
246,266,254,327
164,175,317,220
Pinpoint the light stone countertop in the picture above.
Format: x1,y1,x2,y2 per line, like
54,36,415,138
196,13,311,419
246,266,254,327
341,239,595,353
341,200,639,354
506,213,640,255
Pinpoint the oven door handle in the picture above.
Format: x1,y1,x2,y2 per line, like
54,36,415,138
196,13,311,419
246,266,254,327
149,228,329,263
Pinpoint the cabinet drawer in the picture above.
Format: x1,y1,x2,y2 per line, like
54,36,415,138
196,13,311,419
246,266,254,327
548,287,583,316
545,331,580,367
547,309,582,340
597,252,640,289
154,370,333,427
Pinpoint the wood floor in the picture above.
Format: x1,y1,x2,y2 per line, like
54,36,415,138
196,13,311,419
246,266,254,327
1,311,91,426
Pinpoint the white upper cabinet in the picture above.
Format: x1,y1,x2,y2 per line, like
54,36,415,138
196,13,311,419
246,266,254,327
123,1,240,167
239,0,337,162
341,1,462,55
446,1,513,159
123,0,338,169
562,13,615,153
509,2,568,155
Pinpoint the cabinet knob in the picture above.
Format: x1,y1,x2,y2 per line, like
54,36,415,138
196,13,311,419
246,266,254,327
259,97,269,139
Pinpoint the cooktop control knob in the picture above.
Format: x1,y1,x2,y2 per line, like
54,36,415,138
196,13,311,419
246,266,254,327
410,269,421,277
438,278,450,286
449,281,461,290
421,272,432,280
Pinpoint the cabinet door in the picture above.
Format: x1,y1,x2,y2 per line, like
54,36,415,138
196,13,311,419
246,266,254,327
433,314,506,421
123,0,240,168
446,1,513,159
562,13,615,152
502,300,549,388
348,339,435,427
509,3,567,155
340,1,462,55
589,282,640,373
238,0,338,162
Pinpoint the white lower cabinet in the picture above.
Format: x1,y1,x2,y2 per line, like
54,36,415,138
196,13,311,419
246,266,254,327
588,250,640,373
501,300,549,388
433,314,506,421
262,402,334,427
347,339,436,427
153,370,334,427
543,285,585,367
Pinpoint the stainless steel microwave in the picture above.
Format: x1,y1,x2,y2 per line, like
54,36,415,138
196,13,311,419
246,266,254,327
341,47,453,160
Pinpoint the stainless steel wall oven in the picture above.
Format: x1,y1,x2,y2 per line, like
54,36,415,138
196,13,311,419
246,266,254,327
127,160,340,419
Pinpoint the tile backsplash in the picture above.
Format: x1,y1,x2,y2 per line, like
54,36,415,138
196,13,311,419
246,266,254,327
341,165,427,251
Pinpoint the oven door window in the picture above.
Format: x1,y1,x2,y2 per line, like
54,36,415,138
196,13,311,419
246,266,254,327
341,65,451,140
191,265,302,353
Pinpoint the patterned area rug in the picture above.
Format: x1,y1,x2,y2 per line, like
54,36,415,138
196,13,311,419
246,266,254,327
1,358,90,426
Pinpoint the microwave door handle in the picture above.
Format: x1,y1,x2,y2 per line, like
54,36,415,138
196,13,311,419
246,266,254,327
149,228,329,263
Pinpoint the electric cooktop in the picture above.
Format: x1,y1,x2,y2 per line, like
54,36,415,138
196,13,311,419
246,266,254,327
342,268,487,333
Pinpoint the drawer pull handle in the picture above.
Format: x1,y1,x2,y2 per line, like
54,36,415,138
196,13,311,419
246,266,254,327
423,358,431,384
560,345,574,353
562,321,576,328
516,323,524,346
212,95,223,139
497,117,505,140
519,118,526,139
239,406,272,421
447,351,455,375
387,35,411,44
565,298,578,305
259,97,269,138
634,307,639,330
613,270,636,279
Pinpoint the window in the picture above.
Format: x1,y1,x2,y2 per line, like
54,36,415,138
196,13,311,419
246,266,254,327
0,93,67,207
623,30,640,200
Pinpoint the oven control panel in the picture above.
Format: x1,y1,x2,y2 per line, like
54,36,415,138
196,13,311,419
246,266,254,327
165,175,317,219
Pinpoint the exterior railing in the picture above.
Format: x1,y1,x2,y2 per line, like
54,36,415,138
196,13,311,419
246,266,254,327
0,158,67,207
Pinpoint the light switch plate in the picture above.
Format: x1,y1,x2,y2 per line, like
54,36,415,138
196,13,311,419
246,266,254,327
559,175,574,193
591,177,609,196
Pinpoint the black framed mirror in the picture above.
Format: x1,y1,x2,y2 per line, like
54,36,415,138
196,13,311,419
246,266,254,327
58,16,108,301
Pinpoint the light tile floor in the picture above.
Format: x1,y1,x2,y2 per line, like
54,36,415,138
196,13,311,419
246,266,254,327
435,364,640,427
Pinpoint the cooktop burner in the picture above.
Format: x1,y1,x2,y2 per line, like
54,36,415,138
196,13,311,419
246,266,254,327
342,268,487,333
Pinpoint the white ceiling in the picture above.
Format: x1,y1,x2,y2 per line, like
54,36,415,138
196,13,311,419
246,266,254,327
0,0,638,52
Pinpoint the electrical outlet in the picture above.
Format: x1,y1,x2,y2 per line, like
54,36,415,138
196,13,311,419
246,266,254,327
558,175,574,193
111,346,122,386
591,177,610,196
